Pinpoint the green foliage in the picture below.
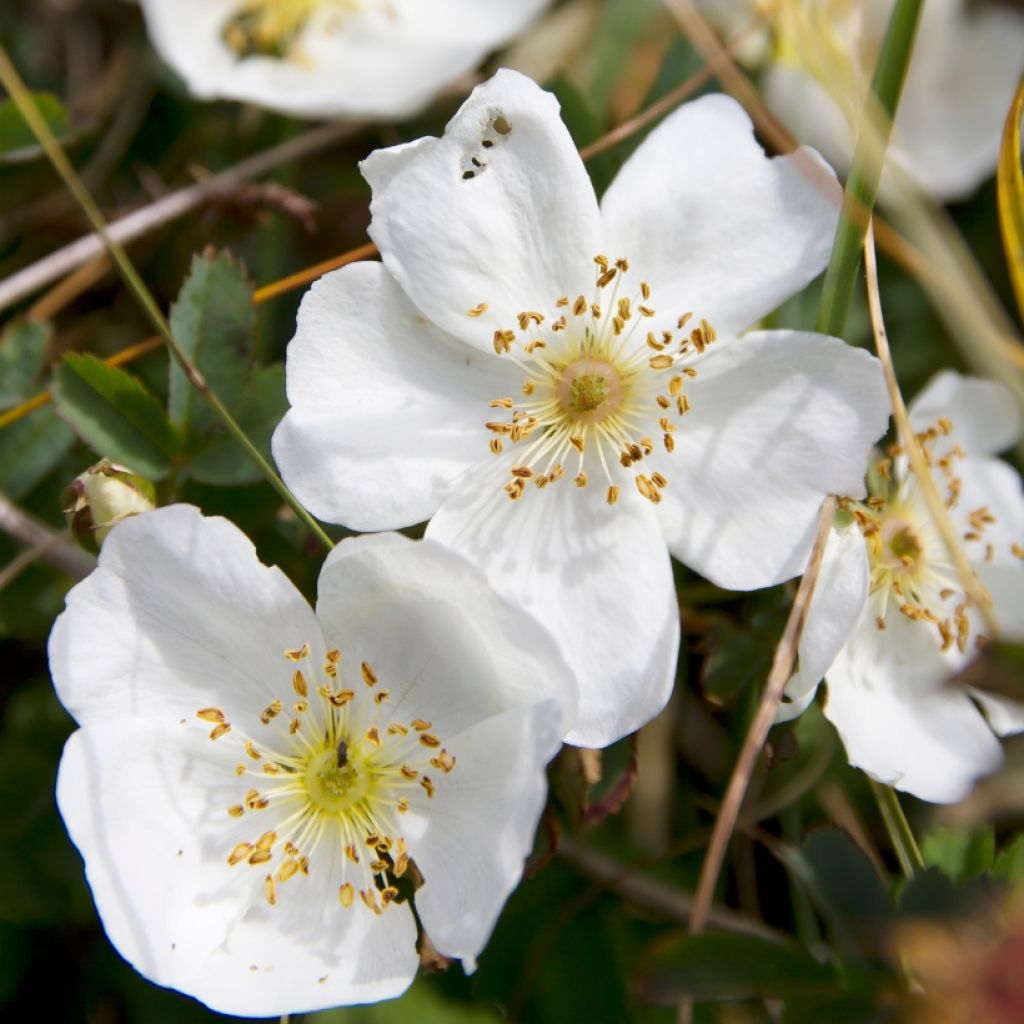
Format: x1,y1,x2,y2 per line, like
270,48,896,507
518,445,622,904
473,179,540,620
921,825,996,883
307,979,500,1023
0,91,69,163
0,320,47,409
0,407,74,500
635,932,840,1003
51,354,182,480
168,249,254,442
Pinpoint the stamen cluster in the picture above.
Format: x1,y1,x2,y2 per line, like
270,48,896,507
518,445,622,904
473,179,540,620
475,254,717,507
197,641,455,915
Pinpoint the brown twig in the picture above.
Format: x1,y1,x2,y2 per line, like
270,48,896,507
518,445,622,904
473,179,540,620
578,19,760,162
678,495,837,1024
0,120,363,315
0,491,95,581
862,221,998,632
558,836,787,943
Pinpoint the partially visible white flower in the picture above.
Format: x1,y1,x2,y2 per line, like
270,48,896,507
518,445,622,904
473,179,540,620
697,0,1024,201
272,70,890,748
136,0,551,119
49,505,575,1016
783,372,1024,803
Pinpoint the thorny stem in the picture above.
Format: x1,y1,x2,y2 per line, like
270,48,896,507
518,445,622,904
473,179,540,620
817,0,923,336
869,778,924,878
0,44,334,551
863,222,998,634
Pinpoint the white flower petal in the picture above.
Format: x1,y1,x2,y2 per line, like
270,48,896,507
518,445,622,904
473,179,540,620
656,330,889,589
762,62,853,183
314,532,577,739
361,69,601,348
779,525,870,721
893,0,1024,200
908,370,1022,457
137,0,237,100
410,699,563,970
58,722,417,1016
273,262,519,530
426,466,679,748
48,504,321,733
600,93,841,337
139,0,552,119
970,562,1024,737
952,458,1024,568
823,605,1003,803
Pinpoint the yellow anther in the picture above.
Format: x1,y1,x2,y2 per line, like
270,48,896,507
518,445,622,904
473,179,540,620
196,707,226,723
467,302,489,318
277,859,300,882
228,842,253,866
260,699,282,725
339,883,354,907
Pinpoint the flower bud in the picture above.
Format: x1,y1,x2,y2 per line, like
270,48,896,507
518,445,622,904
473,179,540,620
62,460,156,552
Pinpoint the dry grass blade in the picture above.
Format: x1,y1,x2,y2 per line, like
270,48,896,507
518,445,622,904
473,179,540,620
677,495,837,1020
862,221,998,635
0,120,362,316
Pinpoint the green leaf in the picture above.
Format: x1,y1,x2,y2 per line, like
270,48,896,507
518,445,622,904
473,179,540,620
921,825,995,883
186,364,287,486
168,249,254,442
0,407,74,500
0,320,48,410
897,867,1001,918
0,92,70,164
51,354,181,480
635,932,839,1003
306,977,500,1023
994,835,1024,886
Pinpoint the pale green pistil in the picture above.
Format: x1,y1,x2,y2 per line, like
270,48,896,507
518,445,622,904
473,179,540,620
304,745,370,813
570,374,609,414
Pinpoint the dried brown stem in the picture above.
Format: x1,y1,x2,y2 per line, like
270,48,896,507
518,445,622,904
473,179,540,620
678,496,837,1023
0,120,362,315
557,835,787,943
862,221,998,633
0,491,95,582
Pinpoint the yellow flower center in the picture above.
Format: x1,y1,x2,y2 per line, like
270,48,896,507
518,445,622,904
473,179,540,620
476,254,717,506
195,642,455,915
222,0,359,60
850,416,1008,655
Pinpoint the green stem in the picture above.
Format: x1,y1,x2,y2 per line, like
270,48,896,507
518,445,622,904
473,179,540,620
0,45,334,552
869,778,924,879
816,0,924,336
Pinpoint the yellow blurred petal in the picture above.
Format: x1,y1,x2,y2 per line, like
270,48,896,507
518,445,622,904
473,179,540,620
997,77,1024,327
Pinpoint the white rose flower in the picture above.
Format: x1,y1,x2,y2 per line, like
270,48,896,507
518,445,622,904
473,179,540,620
49,504,575,1016
697,0,1024,201
783,371,1024,803
136,0,551,119
272,69,891,748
